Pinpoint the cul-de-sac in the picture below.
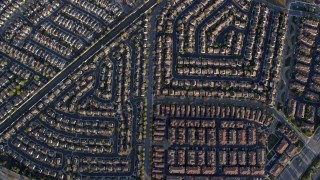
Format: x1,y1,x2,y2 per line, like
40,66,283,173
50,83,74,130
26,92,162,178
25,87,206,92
0,0,319,179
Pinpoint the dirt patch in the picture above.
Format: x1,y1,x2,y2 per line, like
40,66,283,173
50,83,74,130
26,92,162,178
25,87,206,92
267,0,288,7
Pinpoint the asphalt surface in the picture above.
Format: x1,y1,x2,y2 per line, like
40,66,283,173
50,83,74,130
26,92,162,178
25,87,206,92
1,0,319,179
155,97,320,179
279,129,320,179
144,0,167,178
278,146,316,180
0,0,157,135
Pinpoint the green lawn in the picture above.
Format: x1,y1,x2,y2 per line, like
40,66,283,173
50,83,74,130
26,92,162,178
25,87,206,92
295,140,304,152
268,134,279,150
267,151,275,161
304,130,314,137
301,156,320,180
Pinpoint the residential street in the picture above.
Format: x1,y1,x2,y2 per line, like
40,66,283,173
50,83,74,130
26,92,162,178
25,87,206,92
0,0,158,136
0,0,319,179
145,0,167,178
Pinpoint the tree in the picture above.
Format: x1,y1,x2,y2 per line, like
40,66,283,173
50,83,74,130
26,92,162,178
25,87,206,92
34,75,40,81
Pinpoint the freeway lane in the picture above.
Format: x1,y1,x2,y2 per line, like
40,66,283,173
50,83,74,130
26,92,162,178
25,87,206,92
0,0,157,134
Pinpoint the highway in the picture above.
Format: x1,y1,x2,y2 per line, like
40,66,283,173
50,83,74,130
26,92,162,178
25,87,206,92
0,0,157,134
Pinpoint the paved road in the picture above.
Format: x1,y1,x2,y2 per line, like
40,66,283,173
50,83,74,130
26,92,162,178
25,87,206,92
144,0,167,178
270,108,309,143
0,0,157,135
155,96,310,143
279,128,320,178
277,2,320,179
276,15,297,107
288,1,320,17
156,96,320,179
279,146,317,180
